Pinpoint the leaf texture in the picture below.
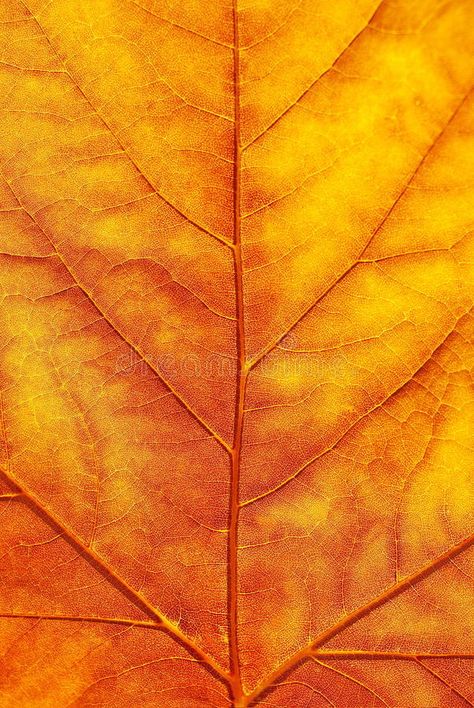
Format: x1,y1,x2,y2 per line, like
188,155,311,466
0,0,473,705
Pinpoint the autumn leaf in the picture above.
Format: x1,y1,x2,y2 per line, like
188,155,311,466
0,0,473,705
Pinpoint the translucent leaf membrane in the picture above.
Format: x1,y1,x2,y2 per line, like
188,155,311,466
0,0,473,705
255,657,474,707
0,618,230,707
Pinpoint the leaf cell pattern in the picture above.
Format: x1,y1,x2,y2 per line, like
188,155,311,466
0,0,473,706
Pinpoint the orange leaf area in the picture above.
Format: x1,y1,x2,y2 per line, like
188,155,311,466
0,0,473,705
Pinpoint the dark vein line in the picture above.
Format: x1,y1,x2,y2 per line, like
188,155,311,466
228,5,246,706
0,612,159,630
247,86,472,371
314,652,474,660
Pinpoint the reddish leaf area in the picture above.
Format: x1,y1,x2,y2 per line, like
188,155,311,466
0,0,473,706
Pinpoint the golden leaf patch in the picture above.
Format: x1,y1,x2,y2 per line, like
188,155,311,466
0,0,473,706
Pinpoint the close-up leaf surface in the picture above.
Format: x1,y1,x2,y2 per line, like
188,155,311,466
0,0,473,705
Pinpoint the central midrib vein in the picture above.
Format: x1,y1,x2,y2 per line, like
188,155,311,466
229,2,247,705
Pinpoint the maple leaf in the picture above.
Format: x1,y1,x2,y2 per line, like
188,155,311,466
0,0,473,706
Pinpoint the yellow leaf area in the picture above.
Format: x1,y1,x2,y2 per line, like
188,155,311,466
0,0,473,705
